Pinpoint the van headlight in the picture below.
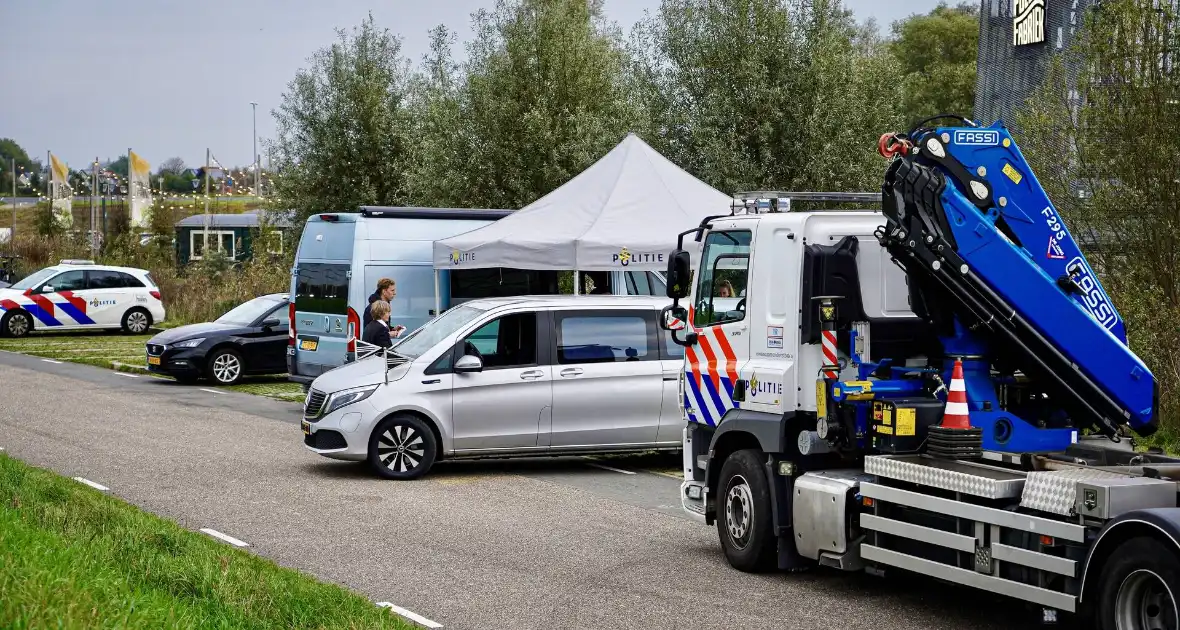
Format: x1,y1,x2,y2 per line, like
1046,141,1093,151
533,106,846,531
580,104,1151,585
324,384,380,414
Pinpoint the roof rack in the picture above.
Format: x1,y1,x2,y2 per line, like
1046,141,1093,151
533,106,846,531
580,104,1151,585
729,191,882,214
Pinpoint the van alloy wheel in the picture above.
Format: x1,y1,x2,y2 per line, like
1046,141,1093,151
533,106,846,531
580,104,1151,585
367,414,438,480
376,425,426,474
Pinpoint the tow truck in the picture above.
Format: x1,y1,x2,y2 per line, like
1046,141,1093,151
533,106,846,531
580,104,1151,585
659,116,1179,629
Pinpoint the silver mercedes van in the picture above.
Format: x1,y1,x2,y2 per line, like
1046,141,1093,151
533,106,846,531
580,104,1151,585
300,295,684,480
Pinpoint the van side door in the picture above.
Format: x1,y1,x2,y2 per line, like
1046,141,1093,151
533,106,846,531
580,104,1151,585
548,308,663,448
450,310,552,451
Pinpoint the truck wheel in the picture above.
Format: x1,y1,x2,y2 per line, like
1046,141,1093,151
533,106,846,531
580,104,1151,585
1097,536,1180,630
715,448,775,572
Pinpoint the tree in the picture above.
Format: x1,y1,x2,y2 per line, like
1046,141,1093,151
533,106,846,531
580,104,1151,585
405,0,645,209
158,157,186,175
0,138,36,195
269,12,414,230
1016,0,1180,430
105,155,129,179
629,0,905,195
889,2,979,126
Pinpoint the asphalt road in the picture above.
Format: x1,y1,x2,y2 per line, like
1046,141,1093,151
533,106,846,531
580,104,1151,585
0,353,1057,630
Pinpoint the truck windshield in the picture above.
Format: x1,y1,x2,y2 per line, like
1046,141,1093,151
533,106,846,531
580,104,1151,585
694,230,751,327
392,304,488,359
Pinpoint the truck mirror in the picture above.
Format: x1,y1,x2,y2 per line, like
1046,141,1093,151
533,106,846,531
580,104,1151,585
659,304,688,331
665,250,692,299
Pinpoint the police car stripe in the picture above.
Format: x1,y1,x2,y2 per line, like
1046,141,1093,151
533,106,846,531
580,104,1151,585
24,304,62,327
684,372,715,426
27,294,55,317
57,303,94,325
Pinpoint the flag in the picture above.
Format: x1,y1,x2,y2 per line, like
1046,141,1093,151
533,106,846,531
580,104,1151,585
49,153,73,229
128,150,153,228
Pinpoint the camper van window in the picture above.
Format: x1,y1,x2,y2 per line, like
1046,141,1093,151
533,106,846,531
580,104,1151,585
295,263,350,314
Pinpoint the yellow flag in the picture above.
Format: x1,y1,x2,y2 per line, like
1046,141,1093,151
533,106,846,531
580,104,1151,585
129,150,151,177
50,153,68,182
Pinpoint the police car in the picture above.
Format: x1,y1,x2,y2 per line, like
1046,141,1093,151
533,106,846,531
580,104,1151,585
0,260,165,337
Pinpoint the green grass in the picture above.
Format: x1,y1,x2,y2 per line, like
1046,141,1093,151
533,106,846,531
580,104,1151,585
0,332,304,401
0,454,410,629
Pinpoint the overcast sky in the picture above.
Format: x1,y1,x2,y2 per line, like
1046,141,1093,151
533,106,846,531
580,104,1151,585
0,0,945,172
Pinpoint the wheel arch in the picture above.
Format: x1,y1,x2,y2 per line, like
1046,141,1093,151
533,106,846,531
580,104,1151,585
705,410,785,506
372,407,446,460
1079,509,1180,604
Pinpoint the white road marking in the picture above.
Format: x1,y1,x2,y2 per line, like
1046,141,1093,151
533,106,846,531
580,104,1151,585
586,462,636,475
376,602,443,628
41,359,63,364
73,477,109,491
199,528,249,547
115,372,140,378
199,388,225,395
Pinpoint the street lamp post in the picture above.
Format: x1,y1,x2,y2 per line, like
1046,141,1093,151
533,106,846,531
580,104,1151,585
250,101,259,197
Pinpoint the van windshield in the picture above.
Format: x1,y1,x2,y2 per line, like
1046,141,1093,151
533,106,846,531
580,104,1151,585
392,304,488,359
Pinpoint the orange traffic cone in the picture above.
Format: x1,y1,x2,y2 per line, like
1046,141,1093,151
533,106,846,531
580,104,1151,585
927,357,983,459
940,359,971,430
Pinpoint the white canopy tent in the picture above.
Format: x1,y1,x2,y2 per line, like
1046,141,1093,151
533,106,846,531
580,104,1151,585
432,133,730,288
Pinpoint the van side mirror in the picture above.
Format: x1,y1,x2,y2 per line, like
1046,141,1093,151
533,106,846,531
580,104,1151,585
454,354,483,373
665,249,692,299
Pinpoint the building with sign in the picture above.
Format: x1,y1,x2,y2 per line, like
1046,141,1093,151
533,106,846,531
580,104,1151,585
974,0,1095,126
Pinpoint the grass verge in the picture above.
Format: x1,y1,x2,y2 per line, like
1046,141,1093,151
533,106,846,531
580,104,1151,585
0,454,410,629
0,332,304,401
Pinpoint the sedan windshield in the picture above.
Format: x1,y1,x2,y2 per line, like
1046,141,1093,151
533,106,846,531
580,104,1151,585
11,268,58,291
391,304,487,359
216,296,283,326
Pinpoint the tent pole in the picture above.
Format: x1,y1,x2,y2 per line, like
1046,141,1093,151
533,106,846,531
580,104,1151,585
573,270,580,295
433,269,441,318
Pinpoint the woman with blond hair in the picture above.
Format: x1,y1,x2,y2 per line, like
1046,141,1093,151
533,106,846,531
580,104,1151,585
361,300,394,349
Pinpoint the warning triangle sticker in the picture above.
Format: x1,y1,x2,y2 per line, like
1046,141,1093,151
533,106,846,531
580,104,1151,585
1047,236,1065,260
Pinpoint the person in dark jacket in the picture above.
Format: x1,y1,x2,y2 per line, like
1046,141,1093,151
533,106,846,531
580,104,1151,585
362,277,396,328
361,300,396,349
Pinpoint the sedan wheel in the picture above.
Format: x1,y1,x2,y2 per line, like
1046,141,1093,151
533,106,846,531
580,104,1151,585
208,349,243,385
368,414,437,480
122,308,151,334
2,311,31,338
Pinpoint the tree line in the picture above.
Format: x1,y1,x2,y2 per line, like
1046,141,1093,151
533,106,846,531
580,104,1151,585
267,0,978,223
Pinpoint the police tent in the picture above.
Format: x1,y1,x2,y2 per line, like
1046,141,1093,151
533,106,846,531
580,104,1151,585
431,132,730,293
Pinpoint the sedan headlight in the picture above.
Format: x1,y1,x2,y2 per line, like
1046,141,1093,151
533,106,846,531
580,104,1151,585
174,338,205,348
324,384,380,415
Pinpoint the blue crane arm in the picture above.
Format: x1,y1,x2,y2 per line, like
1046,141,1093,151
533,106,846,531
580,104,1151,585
877,121,1158,437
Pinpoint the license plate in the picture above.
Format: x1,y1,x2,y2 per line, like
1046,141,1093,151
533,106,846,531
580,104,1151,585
301,420,311,435
300,340,318,351
147,356,161,366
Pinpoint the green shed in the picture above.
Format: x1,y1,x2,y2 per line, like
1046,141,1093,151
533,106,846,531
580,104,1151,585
175,211,293,265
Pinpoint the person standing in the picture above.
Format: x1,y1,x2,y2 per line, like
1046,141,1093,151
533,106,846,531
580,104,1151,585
362,300,398,349
363,277,396,328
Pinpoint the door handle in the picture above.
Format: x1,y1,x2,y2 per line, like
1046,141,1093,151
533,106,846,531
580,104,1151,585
560,368,583,378
520,370,544,380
